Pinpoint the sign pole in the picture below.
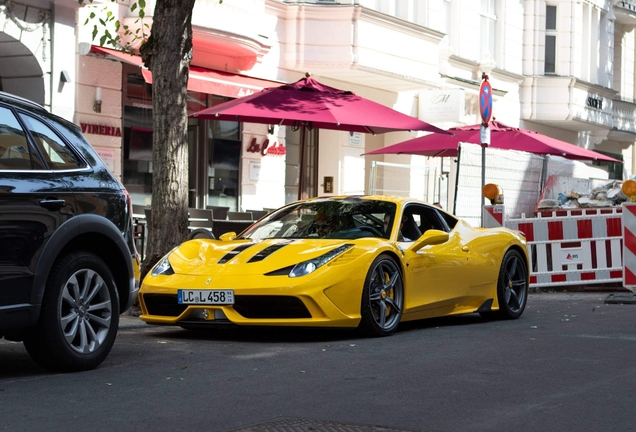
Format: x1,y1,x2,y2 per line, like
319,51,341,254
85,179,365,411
479,73,492,228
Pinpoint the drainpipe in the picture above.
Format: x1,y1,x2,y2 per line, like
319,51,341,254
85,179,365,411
566,77,576,121
570,0,576,77
352,4,361,69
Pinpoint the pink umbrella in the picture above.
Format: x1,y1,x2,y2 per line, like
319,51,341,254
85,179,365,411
191,75,449,135
365,121,619,162
191,75,450,199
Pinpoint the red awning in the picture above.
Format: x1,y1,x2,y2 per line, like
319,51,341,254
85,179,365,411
90,46,282,98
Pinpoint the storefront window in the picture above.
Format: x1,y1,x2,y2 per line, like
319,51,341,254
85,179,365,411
122,67,243,211
592,152,623,180
123,105,153,205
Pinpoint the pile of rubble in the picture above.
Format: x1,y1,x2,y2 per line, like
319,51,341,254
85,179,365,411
538,180,627,209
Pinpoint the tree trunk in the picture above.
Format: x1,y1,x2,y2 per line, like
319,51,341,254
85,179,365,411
139,0,197,279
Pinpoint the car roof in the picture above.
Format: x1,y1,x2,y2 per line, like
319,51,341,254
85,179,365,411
299,195,427,206
0,91,48,113
0,91,82,134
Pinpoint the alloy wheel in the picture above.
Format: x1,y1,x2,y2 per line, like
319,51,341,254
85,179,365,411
503,253,527,313
368,259,403,331
59,269,113,354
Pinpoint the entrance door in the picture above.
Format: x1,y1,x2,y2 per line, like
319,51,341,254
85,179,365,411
286,127,319,202
187,123,201,208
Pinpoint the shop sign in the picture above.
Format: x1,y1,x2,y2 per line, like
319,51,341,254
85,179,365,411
586,96,603,110
81,123,122,137
94,147,116,172
348,132,363,147
419,88,465,122
246,138,286,156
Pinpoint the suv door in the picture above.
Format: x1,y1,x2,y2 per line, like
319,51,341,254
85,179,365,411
0,105,78,311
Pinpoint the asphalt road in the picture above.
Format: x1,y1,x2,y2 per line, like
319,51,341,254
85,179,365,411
1,293,635,432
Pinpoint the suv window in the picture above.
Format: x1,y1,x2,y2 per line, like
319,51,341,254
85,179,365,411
19,113,83,170
0,106,43,170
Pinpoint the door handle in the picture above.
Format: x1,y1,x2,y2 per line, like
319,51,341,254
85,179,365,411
40,198,66,210
462,246,470,252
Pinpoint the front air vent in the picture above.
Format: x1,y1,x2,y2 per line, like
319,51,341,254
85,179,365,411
143,294,187,317
247,240,293,263
233,295,311,319
218,243,254,264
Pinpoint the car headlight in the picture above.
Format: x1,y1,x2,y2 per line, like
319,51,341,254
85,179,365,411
151,254,175,276
289,244,353,278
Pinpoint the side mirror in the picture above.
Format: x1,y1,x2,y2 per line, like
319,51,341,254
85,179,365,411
409,229,449,253
219,232,237,241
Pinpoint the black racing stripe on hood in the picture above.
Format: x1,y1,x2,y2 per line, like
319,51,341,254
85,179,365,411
218,243,255,264
247,240,293,263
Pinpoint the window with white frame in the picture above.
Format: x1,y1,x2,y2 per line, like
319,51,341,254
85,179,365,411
439,0,451,34
358,0,380,11
545,5,557,74
372,0,427,26
480,0,497,60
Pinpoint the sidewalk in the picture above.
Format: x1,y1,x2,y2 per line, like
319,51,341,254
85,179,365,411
118,289,636,331
119,314,148,330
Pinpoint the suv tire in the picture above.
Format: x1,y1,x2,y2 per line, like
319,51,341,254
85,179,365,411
23,252,120,372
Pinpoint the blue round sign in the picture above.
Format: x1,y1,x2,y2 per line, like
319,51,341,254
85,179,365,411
479,80,493,124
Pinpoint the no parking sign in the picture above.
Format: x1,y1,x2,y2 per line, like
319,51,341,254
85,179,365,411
479,78,492,124
479,76,492,145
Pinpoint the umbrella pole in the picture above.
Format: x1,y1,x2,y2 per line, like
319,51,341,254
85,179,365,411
298,125,307,200
453,144,462,215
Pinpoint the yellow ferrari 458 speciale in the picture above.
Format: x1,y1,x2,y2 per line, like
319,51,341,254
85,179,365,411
139,195,529,336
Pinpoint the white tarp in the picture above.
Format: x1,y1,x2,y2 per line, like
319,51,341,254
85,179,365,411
455,143,544,226
546,155,609,180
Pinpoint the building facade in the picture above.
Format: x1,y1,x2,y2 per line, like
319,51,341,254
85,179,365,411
2,0,634,212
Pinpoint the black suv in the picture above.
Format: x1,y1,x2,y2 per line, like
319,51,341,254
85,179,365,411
0,91,139,372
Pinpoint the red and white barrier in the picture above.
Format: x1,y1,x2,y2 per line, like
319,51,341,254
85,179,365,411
622,203,636,292
483,205,505,228
505,208,623,288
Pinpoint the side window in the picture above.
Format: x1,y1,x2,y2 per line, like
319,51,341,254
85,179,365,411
407,204,448,234
0,106,43,170
19,113,83,170
0,107,31,169
439,211,458,230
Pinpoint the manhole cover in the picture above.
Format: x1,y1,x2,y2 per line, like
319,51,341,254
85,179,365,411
227,417,424,432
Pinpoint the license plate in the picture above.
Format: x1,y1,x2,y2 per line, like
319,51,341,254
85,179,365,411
178,289,234,305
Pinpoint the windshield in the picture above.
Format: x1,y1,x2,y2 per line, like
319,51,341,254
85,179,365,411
241,198,397,241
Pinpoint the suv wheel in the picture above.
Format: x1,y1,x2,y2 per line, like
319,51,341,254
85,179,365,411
23,251,120,372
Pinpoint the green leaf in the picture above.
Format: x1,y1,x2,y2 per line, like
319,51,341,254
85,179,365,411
139,9,145,19
99,18,105,26
92,25,98,41
115,20,120,31
107,11,112,18
84,18,89,25
139,0,146,8
89,12,95,19
100,35,107,46
131,2,137,12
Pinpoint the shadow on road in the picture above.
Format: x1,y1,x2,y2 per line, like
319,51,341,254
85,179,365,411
0,342,46,378
133,312,491,344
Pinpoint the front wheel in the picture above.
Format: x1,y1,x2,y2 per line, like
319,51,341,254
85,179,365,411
359,255,404,336
23,252,120,372
491,249,528,319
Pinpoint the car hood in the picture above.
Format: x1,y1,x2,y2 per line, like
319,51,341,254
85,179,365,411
168,238,362,276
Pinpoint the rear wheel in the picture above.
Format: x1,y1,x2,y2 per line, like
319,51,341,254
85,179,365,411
359,255,404,336
485,249,528,320
23,252,120,372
